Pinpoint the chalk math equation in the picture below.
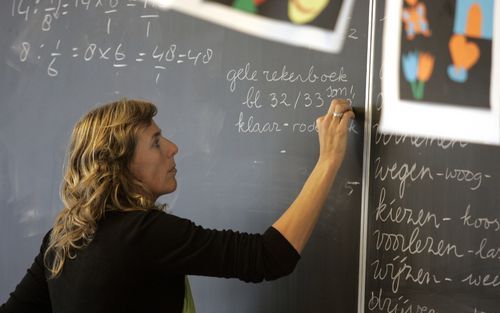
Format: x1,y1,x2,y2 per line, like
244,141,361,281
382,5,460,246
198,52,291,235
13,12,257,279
18,40,214,84
12,0,215,85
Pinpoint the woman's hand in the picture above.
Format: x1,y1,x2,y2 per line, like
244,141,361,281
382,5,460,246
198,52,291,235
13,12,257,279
316,99,355,170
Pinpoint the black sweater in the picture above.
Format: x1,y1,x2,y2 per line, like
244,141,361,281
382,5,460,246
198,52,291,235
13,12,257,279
0,210,300,313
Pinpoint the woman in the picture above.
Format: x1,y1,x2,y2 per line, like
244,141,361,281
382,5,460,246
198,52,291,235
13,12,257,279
0,98,354,313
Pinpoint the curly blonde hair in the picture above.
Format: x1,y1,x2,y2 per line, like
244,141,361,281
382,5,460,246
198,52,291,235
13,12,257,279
44,99,164,279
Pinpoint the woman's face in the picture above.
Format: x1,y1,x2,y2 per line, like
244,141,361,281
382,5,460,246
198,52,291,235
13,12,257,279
129,120,179,199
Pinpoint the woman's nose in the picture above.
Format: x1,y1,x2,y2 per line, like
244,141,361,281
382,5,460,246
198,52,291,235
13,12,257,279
171,142,179,156
165,138,178,156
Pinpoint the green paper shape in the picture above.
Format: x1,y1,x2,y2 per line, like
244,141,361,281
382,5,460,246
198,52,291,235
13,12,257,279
233,0,257,13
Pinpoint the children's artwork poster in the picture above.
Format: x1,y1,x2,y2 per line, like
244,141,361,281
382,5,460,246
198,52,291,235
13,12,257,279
205,0,344,30
155,0,356,53
380,0,500,144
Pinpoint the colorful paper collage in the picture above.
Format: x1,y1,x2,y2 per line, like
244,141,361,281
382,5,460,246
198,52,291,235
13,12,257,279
381,0,500,144
150,0,356,53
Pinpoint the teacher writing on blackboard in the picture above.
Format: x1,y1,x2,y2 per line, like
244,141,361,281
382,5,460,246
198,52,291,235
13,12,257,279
0,98,354,313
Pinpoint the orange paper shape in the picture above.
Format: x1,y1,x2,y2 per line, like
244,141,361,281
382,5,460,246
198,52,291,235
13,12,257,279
465,3,482,38
417,52,435,82
449,34,480,70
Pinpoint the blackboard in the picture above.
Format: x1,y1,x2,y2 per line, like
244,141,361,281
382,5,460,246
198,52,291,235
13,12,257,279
0,1,368,312
364,1,500,312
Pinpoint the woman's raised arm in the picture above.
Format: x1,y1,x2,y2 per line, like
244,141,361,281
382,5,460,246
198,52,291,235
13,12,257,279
272,99,354,254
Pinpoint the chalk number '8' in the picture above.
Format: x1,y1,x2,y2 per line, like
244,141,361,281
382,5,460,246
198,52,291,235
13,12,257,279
20,42,30,62
42,14,52,31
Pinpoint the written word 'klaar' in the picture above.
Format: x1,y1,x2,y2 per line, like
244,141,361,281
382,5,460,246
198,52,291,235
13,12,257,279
375,187,441,229
374,157,433,199
234,112,282,134
372,227,464,257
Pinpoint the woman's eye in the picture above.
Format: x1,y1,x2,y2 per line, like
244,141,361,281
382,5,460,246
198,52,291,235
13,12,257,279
154,140,160,148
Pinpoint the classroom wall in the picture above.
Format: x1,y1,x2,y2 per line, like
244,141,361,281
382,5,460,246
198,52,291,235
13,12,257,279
0,1,367,312
1,1,499,312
